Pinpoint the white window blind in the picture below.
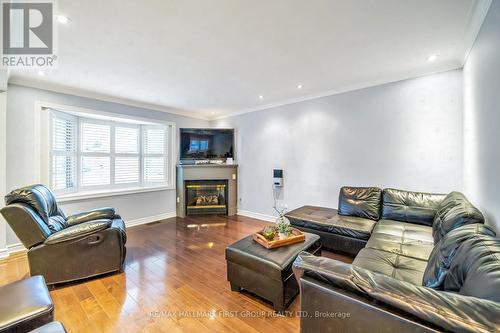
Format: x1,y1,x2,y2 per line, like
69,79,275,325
143,126,167,184
115,157,139,184
81,156,110,186
115,126,139,154
144,157,165,183
81,122,110,153
49,109,171,195
143,127,165,154
115,125,140,185
50,112,77,193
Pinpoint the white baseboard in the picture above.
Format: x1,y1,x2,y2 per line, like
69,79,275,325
237,209,276,222
0,243,26,259
0,212,177,260
7,243,25,253
126,211,177,228
1,211,276,259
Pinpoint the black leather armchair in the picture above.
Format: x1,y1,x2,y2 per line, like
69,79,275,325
1,184,127,285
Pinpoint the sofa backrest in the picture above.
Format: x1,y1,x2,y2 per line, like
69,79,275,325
381,188,446,226
442,234,500,302
423,223,496,288
1,184,67,248
338,186,382,221
432,191,484,243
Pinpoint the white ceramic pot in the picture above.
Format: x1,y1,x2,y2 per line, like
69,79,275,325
278,232,288,239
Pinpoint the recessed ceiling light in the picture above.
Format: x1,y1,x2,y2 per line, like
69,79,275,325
37,70,46,77
297,84,303,89
258,95,264,99
210,111,215,115
427,54,438,62
55,15,70,24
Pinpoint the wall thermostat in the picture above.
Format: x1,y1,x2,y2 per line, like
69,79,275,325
273,169,283,187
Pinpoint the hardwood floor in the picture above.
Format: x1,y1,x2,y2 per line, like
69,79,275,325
0,215,353,333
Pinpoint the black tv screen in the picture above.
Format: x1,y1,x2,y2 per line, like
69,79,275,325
180,128,234,160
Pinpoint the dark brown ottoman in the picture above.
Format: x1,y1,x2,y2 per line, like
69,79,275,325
0,276,54,333
226,232,321,312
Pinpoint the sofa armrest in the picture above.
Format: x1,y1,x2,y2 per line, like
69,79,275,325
293,252,500,333
65,208,115,226
44,219,111,245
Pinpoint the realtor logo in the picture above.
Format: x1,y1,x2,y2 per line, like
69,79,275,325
2,1,56,68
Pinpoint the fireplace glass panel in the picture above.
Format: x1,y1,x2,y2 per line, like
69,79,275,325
185,180,228,215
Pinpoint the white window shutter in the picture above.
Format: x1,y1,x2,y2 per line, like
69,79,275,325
115,157,139,184
115,126,139,154
50,112,77,192
49,109,171,195
52,155,76,190
143,126,167,184
144,157,166,183
81,122,110,153
52,116,77,152
81,156,111,186
143,127,165,154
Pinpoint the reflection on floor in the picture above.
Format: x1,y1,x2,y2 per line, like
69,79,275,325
0,214,352,333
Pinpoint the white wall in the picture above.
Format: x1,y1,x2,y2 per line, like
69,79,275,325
0,91,7,256
463,0,500,231
5,84,209,246
212,70,464,218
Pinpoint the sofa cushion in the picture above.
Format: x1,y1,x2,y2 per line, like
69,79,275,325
286,206,376,240
432,192,484,243
443,235,500,302
44,219,112,245
353,247,427,285
366,220,434,261
338,186,382,221
423,224,495,289
381,188,445,226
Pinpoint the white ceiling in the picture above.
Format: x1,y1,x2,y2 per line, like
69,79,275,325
8,0,490,120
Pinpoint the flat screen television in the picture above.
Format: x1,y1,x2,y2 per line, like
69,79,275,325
179,128,234,160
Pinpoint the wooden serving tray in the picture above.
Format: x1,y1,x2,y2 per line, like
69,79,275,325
253,228,305,249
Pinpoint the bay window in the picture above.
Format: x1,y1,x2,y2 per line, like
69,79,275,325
47,107,174,197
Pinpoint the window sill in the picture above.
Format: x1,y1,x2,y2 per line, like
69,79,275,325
57,185,174,203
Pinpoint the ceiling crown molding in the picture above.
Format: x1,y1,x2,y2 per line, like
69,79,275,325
212,67,462,121
462,0,492,65
7,77,211,121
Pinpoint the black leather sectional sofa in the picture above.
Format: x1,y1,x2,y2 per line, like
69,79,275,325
286,187,500,332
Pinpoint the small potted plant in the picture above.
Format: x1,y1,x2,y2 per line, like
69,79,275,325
276,218,291,239
274,204,291,239
261,225,276,241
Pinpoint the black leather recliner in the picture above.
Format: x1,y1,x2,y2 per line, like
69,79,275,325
0,184,127,285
